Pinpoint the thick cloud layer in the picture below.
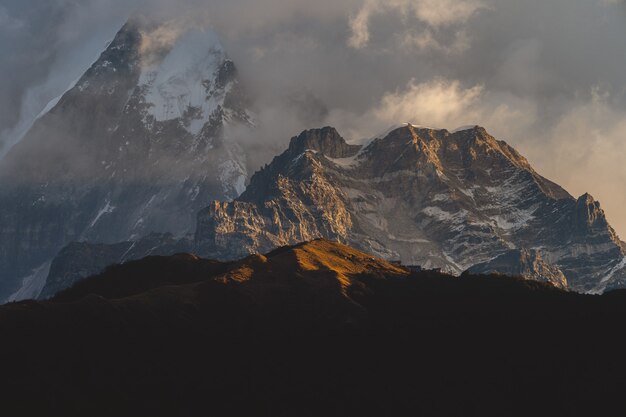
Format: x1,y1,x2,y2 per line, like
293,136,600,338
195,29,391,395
1,0,626,236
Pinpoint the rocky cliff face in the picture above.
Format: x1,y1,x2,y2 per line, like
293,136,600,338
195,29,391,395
195,127,359,260
0,18,252,300
38,233,192,300
4,23,624,299
196,124,626,293
465,249,568,289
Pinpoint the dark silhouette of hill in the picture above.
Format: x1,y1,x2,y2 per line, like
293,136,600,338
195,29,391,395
0,239,625,417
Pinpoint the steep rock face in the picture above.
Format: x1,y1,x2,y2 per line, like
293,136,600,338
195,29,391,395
287,127,361,158
541,193,626,293
0,18,252,300
196,124,626,293
465,249,568,289
195,128,357,260
38,233,192,300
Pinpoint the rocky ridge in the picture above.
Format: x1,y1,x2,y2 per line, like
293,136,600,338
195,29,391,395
196,124,626,293
465,249,568,289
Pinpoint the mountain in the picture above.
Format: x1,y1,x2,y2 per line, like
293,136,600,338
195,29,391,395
2,239,626,416
53,239,409,304
196,124,626,293
38,233,192,300
465,248,568,289
0,18,252,301
4,18,623,299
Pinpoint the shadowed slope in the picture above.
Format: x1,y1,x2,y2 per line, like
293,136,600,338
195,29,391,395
0,240,626,417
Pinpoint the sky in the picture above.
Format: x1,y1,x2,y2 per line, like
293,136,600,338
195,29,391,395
1,0,626,236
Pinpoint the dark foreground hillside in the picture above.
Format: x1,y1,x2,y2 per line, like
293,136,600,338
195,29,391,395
1,240,625,417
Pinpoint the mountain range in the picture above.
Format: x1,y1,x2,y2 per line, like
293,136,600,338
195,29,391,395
197,124,626,293
47,124,626,296
0,19,625,300
3,16,626,415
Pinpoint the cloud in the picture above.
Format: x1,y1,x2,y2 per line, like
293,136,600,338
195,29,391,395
348,0,486,49
400,29,471,54
0,6,25,32
518,87,626,238
412,0,487,26
326,77,538,144
372,78,484,128
1,0,626,237
137,18,192,67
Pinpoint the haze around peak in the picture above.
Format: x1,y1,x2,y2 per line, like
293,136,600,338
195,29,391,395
1,0,626,236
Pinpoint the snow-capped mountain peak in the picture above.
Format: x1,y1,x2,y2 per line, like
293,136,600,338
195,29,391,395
0,19,253,301
196,124,626,293
137,27,231,134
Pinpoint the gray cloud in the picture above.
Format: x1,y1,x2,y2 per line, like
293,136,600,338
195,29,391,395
1,0,626,236
0,6,25,31
347,0,486,49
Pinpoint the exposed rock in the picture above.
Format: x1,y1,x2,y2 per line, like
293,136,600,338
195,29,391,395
38,233,192,300
196,124,626,293
0,19,252,300
465,249,568,289
195,128,358,260
287,127,361,158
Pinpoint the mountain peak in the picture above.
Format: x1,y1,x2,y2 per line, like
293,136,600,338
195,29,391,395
385,123,487,136
578,192,597,204
257,239,409,287
575,192,608,228
0,19,254,300
358,123,534,178
195,123,626,293
288,127,361,159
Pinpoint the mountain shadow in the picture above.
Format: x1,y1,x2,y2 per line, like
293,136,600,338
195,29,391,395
1,240,625,417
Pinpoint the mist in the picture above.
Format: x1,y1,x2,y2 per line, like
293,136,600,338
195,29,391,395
1,0,626,236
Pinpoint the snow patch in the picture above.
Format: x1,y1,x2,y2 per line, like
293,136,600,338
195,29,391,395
219,159,247,199
138,28,228,135
491,206,537,231
431,193,450,202
387,234,430,244
189,185,201,201
594,257,626,294
327,154,361,169
6,261,52,302
89,200,116,228
458,186,478,198
441,251,463,271
422,207,468,224
120,241,138,263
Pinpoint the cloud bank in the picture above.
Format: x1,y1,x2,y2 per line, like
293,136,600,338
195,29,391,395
348,0,486,49
1,0,626,236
